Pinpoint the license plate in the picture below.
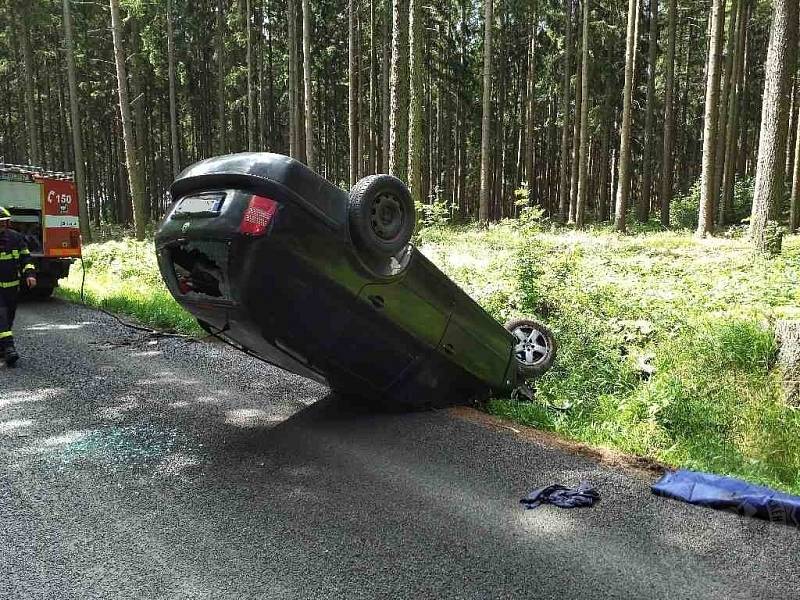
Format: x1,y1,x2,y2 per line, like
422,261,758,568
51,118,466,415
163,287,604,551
176,193,224,215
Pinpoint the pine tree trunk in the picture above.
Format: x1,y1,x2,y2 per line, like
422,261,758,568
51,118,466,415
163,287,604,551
713,0,739,214
659,0,677,227
575,0,590,228
524,18,536,194
16,2,40,166
167,0,181,176
791,113,800,232
349,0,359,185
287,0,298,157
786,76,798,182
62,0,91,242
750,0,798,250
216,0,227,155
389,0,409,181
568,27,582,224
301,0,315,168
109,0,146,240
639,0,659,222
382,0,391,172
720,0,747,224
478,0,494,222
558,0,573,222
407,0,423,206
697,0,727,236
246,0,256,151
614,0,639,232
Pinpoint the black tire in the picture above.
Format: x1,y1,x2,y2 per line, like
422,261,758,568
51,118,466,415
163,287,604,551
504,318,557,379
348,174,415,257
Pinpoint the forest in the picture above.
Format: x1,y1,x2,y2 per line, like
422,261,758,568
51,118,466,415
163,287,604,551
0,0,798,250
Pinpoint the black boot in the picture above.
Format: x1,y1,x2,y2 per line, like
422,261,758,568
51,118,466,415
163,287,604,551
4,344,19,367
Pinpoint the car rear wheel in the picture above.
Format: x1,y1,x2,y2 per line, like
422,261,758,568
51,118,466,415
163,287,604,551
348,174,415,257
504,318,556,379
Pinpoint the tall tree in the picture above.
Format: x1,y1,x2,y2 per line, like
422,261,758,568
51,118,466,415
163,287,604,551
639,0,659,222
62,0,91,242
301,0,315,168
109,0,146,240
349,0,359,185
15,2,40,165
750,0,798,250
478,0,494,222
247,0,256,152
697,0,727,237
713,0,740,210
389,0,409,181
720,0,747,224
575,0,590,228
216,0,227,155
407,0,423,205
558,0,573,222
166,0,180,175
660,0,677,227
614,0,639,232
287,0,299,158
791,115,800,233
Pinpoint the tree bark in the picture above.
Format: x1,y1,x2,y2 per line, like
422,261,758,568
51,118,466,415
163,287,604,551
16,2,40,166
349,0,359,185
478,0,494,222
301,0,315,168
246,0,256,151
697,0,727,236
558,0,573,222
287,0,299,158
614,0,639,232
407,0,423,205
216,0,227,155
639,0,659,222
659,0,677,227
750,0,798,250
62,0,91,242
791,112,800,232
389,0,409,181
109,0,146,240
713,0,740,214
167,0,181,176
575,0,590,228
524,17,537,194
568,23,582,224
382,0,391,172
720,0,747,224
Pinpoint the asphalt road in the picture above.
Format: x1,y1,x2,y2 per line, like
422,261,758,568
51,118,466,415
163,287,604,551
1,300,798,600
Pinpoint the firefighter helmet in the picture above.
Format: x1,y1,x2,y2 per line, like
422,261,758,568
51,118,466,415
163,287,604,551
0,206,11,221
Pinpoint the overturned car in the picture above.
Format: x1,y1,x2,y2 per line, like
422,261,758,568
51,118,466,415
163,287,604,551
155,153,555,409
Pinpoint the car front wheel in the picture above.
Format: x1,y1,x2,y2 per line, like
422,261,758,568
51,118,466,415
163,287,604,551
504,318,556,379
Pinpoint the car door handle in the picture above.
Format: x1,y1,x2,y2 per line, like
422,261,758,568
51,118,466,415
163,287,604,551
368,295,385,309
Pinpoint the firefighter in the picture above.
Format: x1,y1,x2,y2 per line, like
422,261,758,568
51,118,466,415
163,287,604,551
0,207,37,367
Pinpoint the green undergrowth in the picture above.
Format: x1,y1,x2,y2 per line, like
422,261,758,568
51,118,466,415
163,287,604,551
58,225,800,494
419,221,800,495
56,240,203,335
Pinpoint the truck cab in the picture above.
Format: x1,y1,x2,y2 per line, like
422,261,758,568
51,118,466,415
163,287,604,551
0,164,82,296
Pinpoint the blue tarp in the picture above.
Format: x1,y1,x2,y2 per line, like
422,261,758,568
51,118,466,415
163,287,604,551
652,469,800,527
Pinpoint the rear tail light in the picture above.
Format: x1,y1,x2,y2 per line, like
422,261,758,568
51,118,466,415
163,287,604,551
239,195,278,236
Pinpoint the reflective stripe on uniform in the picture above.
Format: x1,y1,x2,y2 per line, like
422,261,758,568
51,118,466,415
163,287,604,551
0,250,20,260
23,263,35,272
0,281,19,288
0,331,12,339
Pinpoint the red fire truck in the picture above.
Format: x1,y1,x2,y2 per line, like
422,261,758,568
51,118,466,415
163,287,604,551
0,164,82,297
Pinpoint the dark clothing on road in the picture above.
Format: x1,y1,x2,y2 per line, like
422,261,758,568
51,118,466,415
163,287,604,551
520,481,601,509
0,227,35,347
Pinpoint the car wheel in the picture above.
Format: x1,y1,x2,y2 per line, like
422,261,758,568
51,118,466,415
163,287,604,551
348,174,415,257
505,318,557,379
